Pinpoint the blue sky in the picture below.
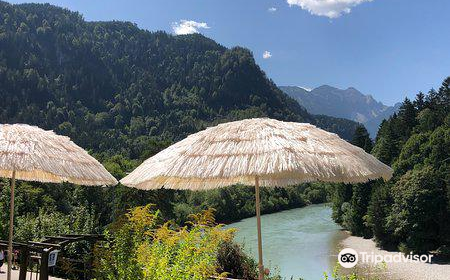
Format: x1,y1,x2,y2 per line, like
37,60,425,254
9,0,450,105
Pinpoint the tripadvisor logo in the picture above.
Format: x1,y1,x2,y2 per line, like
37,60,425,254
338,248,358,268
338,248,434,268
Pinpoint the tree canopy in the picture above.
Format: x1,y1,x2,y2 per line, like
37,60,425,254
0,1,358,159
332,78,450,255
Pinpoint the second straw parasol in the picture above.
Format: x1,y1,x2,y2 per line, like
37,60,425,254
120,118,393,280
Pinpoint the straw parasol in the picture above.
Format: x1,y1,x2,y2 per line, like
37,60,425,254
0,124,118,280
120,118,393,280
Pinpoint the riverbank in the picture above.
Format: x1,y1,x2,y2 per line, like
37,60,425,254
342,235,450,280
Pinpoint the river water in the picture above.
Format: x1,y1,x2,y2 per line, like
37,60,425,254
226,204,348,280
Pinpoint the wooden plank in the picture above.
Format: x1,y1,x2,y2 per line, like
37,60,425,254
43,236,82,241
18,247,29,280
27,242,60,248
39,249,50,280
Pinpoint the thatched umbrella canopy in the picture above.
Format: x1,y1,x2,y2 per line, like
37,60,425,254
0,124,117,280
121,118,392,280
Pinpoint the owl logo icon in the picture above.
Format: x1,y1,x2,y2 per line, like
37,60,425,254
338,248,358,268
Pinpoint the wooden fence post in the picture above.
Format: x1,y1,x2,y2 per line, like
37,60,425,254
39,249,49,280
18,246,29,280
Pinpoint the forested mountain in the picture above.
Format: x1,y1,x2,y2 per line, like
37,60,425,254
0,1,358,160
331,79,449,256
281,85,401,138
0,1,358,245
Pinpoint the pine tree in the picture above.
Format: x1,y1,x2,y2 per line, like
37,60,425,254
414,92,425,111
397,97,417,139
351,125,373,153
372,120,399,165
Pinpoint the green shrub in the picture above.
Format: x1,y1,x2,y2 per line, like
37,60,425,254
217,241,258,280
94,205,276,280
388,166,447,253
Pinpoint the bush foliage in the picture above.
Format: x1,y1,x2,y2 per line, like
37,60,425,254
94,205,282,280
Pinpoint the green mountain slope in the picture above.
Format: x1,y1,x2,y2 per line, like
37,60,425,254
0,1,358,158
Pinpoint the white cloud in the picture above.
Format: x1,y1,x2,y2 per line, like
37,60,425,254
263,51,272,59
268,7,277,12
172,20,210,35
286,0,372,18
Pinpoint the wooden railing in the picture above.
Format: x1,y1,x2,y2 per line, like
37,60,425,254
0,234,104,280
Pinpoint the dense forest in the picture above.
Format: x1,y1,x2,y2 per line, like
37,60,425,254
0,1,356,242
332,80,450,257
0,1,358,151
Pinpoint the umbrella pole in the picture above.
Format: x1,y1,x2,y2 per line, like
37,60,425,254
255,176,264,280
7,170,16,280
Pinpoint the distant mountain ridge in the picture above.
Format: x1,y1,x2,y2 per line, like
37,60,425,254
280,85,401,137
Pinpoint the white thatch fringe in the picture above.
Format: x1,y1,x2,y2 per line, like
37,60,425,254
121,118,392,190
0,124,117,186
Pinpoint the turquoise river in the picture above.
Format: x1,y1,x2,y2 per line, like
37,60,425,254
226,204,348,280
